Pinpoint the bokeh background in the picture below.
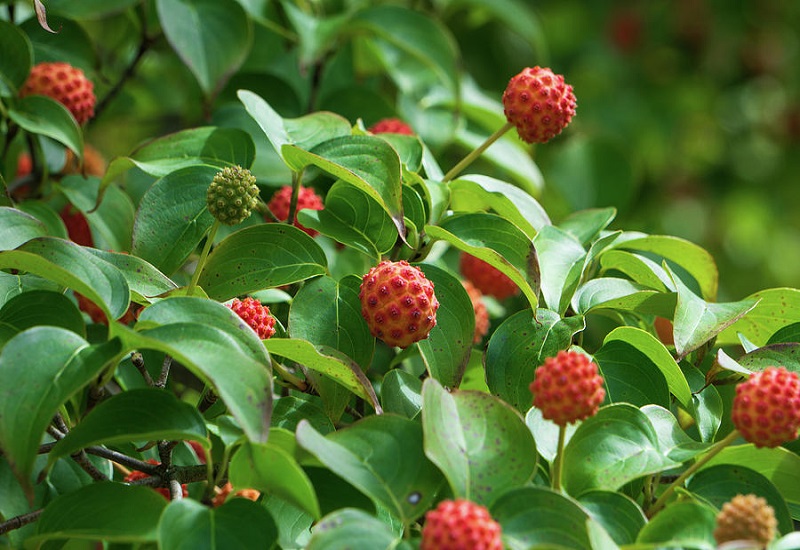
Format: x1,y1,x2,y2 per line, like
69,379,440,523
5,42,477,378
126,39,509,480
70,0,800,300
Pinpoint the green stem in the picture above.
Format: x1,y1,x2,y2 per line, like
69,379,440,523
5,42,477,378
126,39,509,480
552,424,567,492
187,220,219,296
271,356,308,392
647,429,741,517
441,121,514,183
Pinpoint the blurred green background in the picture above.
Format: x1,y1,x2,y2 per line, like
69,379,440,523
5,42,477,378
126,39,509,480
36,0,800,300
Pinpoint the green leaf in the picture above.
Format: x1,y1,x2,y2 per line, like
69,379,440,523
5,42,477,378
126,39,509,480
59,177,135,252
230,441,321,519
282,136,405,240
48,389,208,465
486,309,585,411
572,278,673,316
416,264,475,388
264,338,379,410
640,405,710,463
20,16,96,71
0,237,130,321
0,328,121,496
559,207,618,245
599,327,692,409
687,464,795,535
598,250,671,291
31,482,166,547
562,404,681,496
102,126,256,189
491,486,599,550
718,288,800,347
597,335,670,408
669,266,758,360
305,181,397,257
703,445,800,511
15,201,68,239
156,0,252,96
131,165,218,276
635,501,717,550
297,415,444,524
614,234,718,300
534,225,587,314
9,96,83,158
768,322,800,345
578,490,646,546
426,212,538,309
421,378,537,506
0,21,32,95
288,275,374,370
737,343,800,373
85,249,178,301
307,508,398,550
525,406,581,464
158,497,278,549
120,323,272,443
0,207,49,251
449,175,550,239
0,290,85,347
380,369,423,419
272,395,334,435
46,0,142,18
197,224,327,301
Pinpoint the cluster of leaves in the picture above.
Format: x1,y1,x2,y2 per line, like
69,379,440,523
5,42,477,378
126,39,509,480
1,1,800,549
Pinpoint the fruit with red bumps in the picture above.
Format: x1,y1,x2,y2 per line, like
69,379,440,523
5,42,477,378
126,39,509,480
266,185,324,237
462,280,489,344
60,204,94,247
713,494,777,546
227,297,276,340
502,66,577,144
459,253,519,300
15,153,32,178
123,459,188,500
206,165,260,225
368,118,414,135
359,260,439,349
76,293,139,325
212,482,261,507
421,499,502,550
654,316,674,346
20,62,96,125
731,366,800,448
530,350,605,426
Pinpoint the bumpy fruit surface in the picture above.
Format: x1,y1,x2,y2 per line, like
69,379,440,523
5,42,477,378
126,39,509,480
21,62,95,125
206,165,260,225
368,117,414,135
530,350,605,426
266,185,324,236
60,205,94,247
462,281,489,344
459,253,519,300
76,293,138,325
731,366,800,448
123,459,188,500
227,297,276,340
359,260,439,349
713,494,777,546
502,66,577,144
212,482,261,507
421,499,502,550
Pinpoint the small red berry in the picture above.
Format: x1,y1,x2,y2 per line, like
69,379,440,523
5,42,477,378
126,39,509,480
368,118,414,135
123,459,188,501
462,280,489,344
227,297,276,340
16,153,32,178
731,366,800,448
59,205,94,247
502,66,577,144
359,260,439,349
530,350,605,426
20,62,96,125
421,499,502,550
654,316,674,346
459,253,519,300
266,185,324,237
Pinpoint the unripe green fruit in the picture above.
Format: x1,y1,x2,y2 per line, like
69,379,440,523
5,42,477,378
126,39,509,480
206,166,259,225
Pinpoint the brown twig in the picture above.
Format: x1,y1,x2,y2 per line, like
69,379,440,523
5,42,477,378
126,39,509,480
0,509,43,536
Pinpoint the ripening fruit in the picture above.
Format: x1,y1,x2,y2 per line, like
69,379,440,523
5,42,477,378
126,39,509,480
63,143,106,177
20,62,96,125
359,260,439,349
731,366,800,448
462,280,489,344
530,350,606,426
212,482,261,507
421,499,503,550
266,185,324,237
123,459,188,500
60,205,94,247
206,165,260,225
368,118,414,135
654,316,674,346
713,494,777,547
227,297,276,340
459,253,519,300
502,66,577,144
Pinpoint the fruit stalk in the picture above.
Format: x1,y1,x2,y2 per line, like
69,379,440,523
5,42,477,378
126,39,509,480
442,121,514,183
552,423,567,492
187,220,219,296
